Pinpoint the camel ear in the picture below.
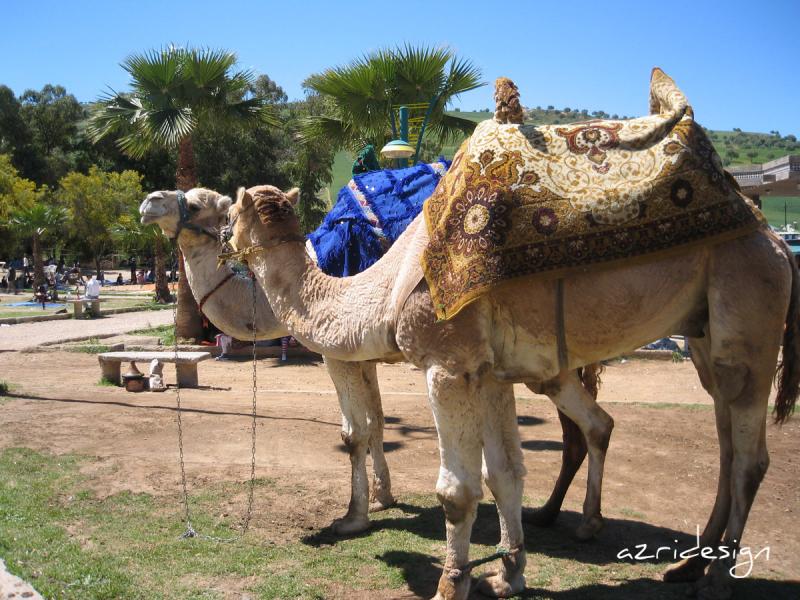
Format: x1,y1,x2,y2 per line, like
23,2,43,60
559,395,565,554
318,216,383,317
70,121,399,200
284,187,300,206
216,195,232,214
236,187,252,208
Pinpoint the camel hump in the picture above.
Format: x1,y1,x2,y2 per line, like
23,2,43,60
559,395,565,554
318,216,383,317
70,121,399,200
494,77,524,125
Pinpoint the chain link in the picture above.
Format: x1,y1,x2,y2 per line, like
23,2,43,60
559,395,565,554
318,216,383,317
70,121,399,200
170,241,258,542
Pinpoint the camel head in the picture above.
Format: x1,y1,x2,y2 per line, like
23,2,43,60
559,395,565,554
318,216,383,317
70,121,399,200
225,185,301,254
139,188,232,245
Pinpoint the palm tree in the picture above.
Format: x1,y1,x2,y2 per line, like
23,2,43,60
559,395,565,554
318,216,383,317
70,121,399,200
302,45,484,156
11,203,66,290
87,46,278,341
113,212,171,304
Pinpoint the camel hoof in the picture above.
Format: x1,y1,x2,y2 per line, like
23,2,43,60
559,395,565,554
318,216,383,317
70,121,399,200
433,574,471,600
331,515,370,535
476,570,526,598
574,515,604,541
522,505,559,527
664,557,707,583
369,494,396,513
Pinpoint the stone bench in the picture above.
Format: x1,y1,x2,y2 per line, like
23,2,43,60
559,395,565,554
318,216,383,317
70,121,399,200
98,351,212,388
65,297,107,317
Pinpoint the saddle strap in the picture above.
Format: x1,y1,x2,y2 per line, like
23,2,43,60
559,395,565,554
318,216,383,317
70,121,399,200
555,278,568,371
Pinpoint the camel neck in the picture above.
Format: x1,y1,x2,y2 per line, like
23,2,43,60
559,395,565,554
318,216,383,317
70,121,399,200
247,239,399,361
179,232,286,341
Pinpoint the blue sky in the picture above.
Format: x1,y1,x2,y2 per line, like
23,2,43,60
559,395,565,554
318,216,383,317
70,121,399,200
3,0,798,135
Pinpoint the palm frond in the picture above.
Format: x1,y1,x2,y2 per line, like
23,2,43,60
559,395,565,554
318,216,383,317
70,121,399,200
305,45,485,153
424,113,480,145
90,45,278,158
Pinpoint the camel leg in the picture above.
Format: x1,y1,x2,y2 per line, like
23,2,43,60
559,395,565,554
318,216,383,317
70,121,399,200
693,364,771,600
477,380,527,598
428,365,484,600
324,357,373,534
358,361,395,512
691,243,787,599
522,402,586,526
665,334,733,583
548,372,614,541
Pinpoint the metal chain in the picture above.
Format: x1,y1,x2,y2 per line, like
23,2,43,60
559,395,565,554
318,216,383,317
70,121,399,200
170,241,259,542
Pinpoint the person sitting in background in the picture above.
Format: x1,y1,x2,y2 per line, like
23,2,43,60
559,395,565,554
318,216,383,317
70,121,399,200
1,276,7,290
116,273,124,285
136,270,145,284
85,275,101,300
34,283,48,309
8,267,18,295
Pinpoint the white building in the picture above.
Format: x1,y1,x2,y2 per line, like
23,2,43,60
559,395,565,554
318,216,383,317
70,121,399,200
729,155,800,196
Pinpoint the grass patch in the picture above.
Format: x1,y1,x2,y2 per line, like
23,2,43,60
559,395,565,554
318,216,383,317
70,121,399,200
97,377,118,387
128,324,176,346
66,338,111,354
0,380,10,395
1,448,793,599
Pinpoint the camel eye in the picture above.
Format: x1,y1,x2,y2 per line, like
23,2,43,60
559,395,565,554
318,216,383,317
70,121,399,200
188,203,200,213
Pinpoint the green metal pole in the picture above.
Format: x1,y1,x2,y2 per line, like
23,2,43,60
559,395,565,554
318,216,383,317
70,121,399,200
399,106,409,168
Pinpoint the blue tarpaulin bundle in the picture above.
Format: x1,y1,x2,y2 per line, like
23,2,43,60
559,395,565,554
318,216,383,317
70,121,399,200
309,160,449,277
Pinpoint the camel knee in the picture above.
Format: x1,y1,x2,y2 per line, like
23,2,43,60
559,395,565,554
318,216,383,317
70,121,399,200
712,361,753,403
341,428,369,454
436,480,482,523
586,411,614,452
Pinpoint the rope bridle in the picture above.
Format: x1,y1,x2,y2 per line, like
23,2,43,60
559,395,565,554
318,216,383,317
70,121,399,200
171,190,220,243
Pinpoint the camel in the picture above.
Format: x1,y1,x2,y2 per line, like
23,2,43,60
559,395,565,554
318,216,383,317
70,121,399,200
224,142,798,599
139,188,597,538
140,188,395,534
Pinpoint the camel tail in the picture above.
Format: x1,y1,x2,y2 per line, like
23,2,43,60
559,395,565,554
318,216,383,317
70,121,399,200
775,251,800,424
578,362,605,400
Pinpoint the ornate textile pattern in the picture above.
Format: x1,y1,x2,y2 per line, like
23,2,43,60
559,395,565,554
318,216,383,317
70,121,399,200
422,68,765,320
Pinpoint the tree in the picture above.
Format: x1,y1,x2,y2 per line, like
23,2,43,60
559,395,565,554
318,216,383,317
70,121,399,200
113,211,171,303
17,85,85,186
57,167,143,277
87,46,278,341
0,154,41,258
282,94,336,232
11,201,66,289
301,45,483,157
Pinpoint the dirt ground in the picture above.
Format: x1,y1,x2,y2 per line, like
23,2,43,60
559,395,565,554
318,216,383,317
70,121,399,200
0,351,798,596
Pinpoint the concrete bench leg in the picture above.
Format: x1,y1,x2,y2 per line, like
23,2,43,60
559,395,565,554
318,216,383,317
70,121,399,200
73,303,84,318
176,363,199,388
100,360,121,385
90,300,100,316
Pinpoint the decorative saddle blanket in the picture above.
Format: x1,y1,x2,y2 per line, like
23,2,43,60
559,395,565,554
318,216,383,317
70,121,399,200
309,160,449,277
422,68,765,320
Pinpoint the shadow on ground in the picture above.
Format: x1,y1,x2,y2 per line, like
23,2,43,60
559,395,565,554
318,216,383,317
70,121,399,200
305,500,798,598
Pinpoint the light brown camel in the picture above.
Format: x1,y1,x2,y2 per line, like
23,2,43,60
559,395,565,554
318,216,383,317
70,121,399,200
139,188,597,537
225,179,798,600
141,189,395,535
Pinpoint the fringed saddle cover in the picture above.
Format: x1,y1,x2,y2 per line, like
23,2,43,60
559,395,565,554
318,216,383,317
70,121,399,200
422,69,765,320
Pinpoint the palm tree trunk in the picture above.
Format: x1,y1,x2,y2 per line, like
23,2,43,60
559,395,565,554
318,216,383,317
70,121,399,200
176,136,197,191
174,135,205,342
32,233,45,290
153,234,171,303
